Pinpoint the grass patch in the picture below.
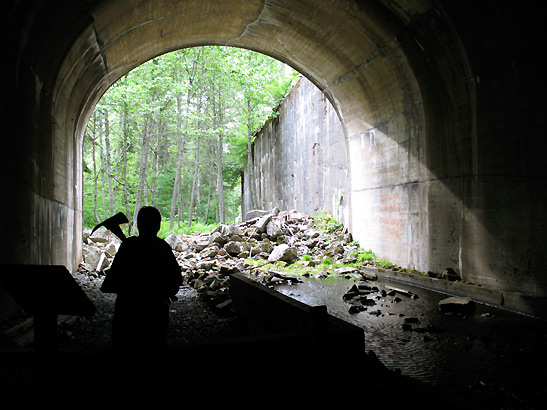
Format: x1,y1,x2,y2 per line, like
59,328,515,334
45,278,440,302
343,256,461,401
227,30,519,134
321,257,333,266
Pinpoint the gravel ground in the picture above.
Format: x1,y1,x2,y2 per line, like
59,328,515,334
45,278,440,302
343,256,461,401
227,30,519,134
64,270,246,351
0,269,248,408
0,269,245,353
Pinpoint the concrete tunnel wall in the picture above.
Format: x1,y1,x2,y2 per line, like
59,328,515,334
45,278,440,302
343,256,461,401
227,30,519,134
242,77,349,225
1,0,545,317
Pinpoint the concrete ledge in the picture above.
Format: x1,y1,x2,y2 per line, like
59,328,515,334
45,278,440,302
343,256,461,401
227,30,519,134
229,272,364,350
372,268,547,319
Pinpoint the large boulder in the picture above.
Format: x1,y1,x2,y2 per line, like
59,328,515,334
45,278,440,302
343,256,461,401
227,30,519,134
165,233,184,251
255,214,273,233
245,207,280,221
245,209,270,221
266,220,283,238
83,245,101,270
268,244,298,263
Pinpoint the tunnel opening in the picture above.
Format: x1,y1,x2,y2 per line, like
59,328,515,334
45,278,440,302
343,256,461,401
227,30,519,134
81,45,299,234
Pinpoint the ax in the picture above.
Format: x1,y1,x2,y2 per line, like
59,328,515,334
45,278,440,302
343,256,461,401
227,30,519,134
91,212,129,241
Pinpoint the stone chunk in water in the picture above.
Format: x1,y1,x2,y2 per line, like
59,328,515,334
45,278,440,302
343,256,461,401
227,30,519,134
439,296,475,314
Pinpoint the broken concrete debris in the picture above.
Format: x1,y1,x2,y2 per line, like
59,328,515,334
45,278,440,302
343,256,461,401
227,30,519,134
439,296,475,314
81,209,361,313
267,243,298,263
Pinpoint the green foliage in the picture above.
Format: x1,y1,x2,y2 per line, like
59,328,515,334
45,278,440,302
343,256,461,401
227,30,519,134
321,257,333,266
83,46,297,230
301,254,312,261
314,211,344,234
357,249,375,262
157,220,218,239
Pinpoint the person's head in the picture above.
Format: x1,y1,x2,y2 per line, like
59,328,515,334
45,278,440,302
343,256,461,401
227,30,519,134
137,206,161,237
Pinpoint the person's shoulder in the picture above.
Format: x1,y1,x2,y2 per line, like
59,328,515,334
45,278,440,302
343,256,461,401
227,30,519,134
156,236,173,249
120,236,140,247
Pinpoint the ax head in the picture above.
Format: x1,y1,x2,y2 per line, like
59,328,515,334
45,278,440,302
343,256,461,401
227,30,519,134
91,212,129,241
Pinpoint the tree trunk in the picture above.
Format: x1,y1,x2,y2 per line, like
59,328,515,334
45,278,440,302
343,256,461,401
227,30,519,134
216,87,226,224
205,137,215,223
133,117,151,229
187,135,200,228
121,104,132,227
169,93,187,231
91,113,100,223
103,109,115,215
216,131,225,224
98,116,107,219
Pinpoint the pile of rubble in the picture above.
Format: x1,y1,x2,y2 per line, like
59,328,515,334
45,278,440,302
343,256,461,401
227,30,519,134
81,229,121,276
81,208,362,312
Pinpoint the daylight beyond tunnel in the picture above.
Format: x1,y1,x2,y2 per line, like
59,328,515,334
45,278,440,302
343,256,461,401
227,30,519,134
2,0,545,317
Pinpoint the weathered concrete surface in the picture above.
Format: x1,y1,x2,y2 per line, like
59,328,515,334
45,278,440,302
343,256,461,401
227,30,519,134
1,0,545,317
243,77,348,223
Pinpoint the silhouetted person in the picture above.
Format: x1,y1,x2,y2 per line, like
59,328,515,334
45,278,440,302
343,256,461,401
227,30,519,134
108,206,182,351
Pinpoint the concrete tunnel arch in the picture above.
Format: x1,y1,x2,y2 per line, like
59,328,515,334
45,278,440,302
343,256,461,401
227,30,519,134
2,0,546,317
54,0,427,267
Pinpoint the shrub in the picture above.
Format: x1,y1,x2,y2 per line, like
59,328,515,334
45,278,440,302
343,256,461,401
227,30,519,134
321,257,333,266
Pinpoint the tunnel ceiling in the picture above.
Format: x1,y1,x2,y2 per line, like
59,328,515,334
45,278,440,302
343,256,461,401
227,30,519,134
55,0,425,144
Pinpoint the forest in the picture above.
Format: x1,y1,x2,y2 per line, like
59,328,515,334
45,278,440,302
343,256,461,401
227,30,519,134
83,46,298,235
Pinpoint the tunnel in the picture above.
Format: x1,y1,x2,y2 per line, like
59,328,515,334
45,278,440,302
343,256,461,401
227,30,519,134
1,0,545,320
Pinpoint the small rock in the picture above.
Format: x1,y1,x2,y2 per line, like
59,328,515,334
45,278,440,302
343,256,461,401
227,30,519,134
334,266,358,275
225,241,243,256
197,260,215,271
326,241,345,257
209,231,227,245
360,271,378,281
349,305,365,314
215,298,232,312
105,242,118,257
201,245,220,259
360,297,376,306
442,267,460,281
303,228,320,239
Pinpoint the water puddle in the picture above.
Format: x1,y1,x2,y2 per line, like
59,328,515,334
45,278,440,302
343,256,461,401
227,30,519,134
274,275,547,390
